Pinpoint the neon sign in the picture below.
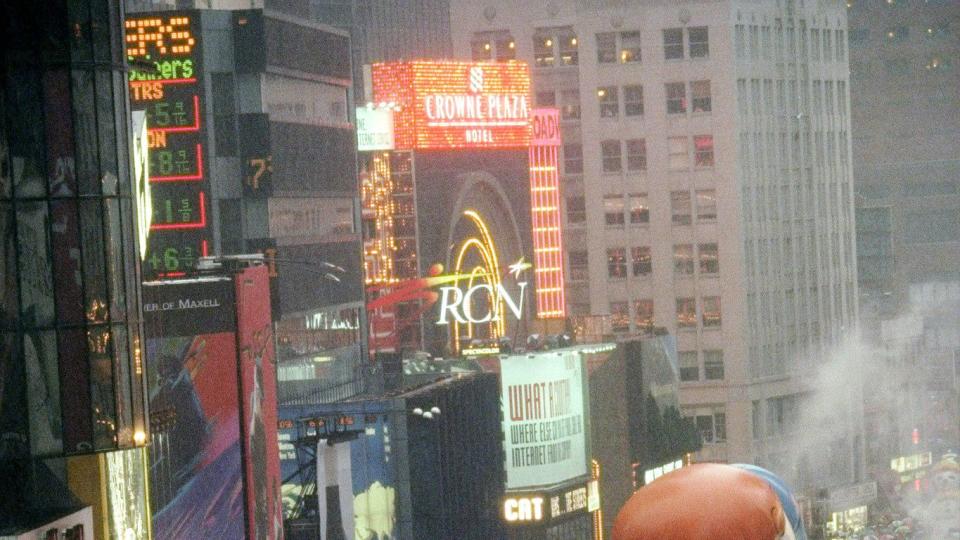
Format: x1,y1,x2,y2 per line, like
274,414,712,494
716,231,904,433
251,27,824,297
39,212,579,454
371,61,532,150
528,108,566,319
126,12,210,279
503,496,545,523
436,281,528,325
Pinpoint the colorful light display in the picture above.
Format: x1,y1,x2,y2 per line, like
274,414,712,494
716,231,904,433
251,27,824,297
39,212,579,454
371,61,532,150
126,13,210,279
529,109,566,318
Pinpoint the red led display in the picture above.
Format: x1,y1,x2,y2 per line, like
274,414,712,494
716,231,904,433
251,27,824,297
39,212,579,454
126,12,212,279
529,109,566,319
371,61,532,150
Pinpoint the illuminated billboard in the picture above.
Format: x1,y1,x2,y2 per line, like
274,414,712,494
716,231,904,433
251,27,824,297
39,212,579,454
126,12,211,278
529,108,565,318
500,351,588,489
356,106,395,151
371,61,532,150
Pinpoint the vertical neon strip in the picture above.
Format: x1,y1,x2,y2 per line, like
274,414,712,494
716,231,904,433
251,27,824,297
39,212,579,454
529,141,566,318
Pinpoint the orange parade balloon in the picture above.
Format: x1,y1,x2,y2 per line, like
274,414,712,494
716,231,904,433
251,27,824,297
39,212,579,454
612,463,787,540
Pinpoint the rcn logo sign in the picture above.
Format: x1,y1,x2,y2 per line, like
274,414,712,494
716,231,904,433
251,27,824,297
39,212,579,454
436,281,528,325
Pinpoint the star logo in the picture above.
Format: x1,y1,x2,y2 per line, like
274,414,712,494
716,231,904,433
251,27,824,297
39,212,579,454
508,258,531,279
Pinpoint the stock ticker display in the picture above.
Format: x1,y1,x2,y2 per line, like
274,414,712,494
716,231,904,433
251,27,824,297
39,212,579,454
126,13,210,278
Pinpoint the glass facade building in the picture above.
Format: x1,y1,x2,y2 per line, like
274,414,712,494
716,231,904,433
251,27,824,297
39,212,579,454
1,0,148,465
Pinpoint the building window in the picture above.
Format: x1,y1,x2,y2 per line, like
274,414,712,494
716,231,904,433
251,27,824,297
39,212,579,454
676,298,697,328
691,80,711,112
604,195,625,226
679,351,699,381
568,250,588,281
668,136,688,170
564,143,583,174
607,247,627,279
632,246,651,276
558,30,579,65
663,28,684,59
537,90,556,106
534,33,555,67
610,301,629,332
471,39,492,60
694,135,714,167
620,31,641,63
695,189,717,221
635,299,654,332
629,193,649,224
560,89,581,119
689,26,709,58
702,296,721,327
598,86,619,118
597,32,617,63
665,82,686,114
691,411,726,443
623,85,643,116
626,139,647,171
601,139,622,173
703,350,724,380
566,195,586,224
698,243,719,274
670,190,691,225
673,244,694,275
496,37,516,61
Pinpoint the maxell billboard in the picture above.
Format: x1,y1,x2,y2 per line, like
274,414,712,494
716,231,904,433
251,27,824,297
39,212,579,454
500,351,589,489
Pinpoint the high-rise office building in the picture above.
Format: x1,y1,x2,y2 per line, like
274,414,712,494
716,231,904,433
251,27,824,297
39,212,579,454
450,0,861,492
848,0,960,319
2,0,151,535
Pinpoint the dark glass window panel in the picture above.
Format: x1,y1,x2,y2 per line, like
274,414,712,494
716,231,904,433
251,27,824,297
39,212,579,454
0,204,18,328
43,70,77,197
495,38,516,61
620,31,642,63
72,69,99,196
471,40,492,60
0,85,8,199
601,140,622,173
50,200,85,325
67,0,94,61
7,70,47,198
112,324,133,447
212,73,236,116
79,199,109,324
127,328,146,439
58,327,93,453
119,197,141,323
25,330,63,456
90,0,112,62
95,71,118,195
16,203,55,327
0,332,28,452
104,199,127,322
215,115,238,156
113,71,131,196
88,323,116,450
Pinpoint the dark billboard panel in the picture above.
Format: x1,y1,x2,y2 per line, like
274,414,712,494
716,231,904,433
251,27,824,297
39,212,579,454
143,278,244,539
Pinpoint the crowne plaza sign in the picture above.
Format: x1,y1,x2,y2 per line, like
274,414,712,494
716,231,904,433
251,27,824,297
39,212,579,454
371,61,532,150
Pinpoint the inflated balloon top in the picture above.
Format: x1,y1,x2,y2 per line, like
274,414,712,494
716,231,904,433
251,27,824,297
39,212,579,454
732,463,807,540
612,463,788,540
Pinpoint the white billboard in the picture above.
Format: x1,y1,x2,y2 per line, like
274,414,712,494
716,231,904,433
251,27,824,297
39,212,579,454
356,107,394,151
500,351,588,489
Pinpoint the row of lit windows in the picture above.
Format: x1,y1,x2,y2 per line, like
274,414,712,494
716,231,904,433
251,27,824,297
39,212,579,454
599,243,719,279
565,189,717,228
603,297,722,332
470,26,709,66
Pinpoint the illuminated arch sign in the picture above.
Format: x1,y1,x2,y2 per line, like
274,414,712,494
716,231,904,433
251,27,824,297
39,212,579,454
370,61,532,150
